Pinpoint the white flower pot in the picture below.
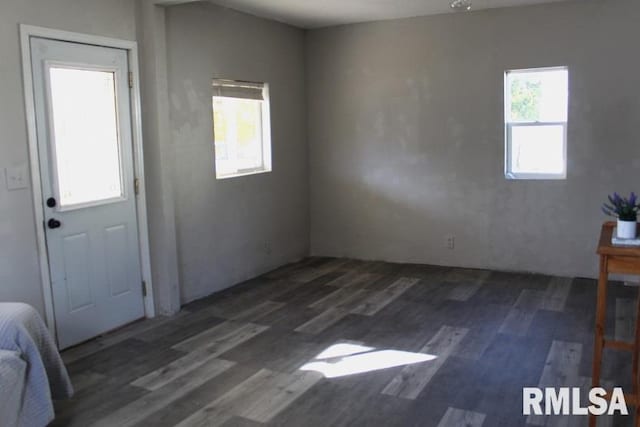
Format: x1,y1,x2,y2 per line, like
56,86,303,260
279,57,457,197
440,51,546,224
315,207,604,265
617,220,638,239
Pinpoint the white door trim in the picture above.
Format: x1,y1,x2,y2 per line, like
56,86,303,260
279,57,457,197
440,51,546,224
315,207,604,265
19,25,156,340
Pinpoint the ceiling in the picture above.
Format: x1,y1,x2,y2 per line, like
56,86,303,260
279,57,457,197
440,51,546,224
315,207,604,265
205,0,571,29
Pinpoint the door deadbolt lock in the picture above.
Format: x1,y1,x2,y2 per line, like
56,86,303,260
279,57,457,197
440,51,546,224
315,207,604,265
47,218,61,229
46,197,56,208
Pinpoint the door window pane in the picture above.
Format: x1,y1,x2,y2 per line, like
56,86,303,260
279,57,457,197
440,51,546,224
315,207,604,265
49,67,123,207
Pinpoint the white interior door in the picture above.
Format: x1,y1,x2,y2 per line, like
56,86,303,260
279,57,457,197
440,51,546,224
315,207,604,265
30,37,145,349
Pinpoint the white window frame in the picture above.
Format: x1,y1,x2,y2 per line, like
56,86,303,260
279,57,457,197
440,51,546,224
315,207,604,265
212,81,272,179
504,66,568,180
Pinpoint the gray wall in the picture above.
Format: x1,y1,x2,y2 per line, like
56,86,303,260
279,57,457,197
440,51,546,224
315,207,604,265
307,0,640,278
166,3,308,303
3,0,639,320
0,0,137,316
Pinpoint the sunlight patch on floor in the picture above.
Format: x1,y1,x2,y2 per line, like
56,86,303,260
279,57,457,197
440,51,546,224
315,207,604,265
300,343,436,378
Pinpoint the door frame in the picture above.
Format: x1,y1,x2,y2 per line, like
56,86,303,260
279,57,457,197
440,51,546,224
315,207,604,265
19,25,156,340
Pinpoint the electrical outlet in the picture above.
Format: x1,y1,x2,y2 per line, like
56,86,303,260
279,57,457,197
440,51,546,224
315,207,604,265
445,234,455,250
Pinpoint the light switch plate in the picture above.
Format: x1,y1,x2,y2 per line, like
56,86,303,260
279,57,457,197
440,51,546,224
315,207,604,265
5,164,29,190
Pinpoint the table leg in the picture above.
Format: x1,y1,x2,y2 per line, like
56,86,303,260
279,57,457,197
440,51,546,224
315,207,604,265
635,289,640,427
590,255,608,427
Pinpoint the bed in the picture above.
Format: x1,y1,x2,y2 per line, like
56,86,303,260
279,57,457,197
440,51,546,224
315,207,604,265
0,303,73,427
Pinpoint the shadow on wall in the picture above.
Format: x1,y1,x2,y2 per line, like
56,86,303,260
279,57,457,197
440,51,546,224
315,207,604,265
311,170,493,267
311,164,605,278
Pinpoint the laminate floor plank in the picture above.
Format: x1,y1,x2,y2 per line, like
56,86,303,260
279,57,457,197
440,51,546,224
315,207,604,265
69,371,107,393
220,329,324,373
267,381,355,427
52,381,147,426
298,287,375,335
456,327,497,361
540,277,572,312
229,300,286,322
68,338,186,386
62,311,191,364
401,279,456,307
472,273,527,306
324,271,378,288
172,321,268,353
289,259,350,283
614,298,635,342
90,359,234,427
382,325,468,399
527,340,583,426
177,368,321,425
254,304,322,331
264,257,322,279
446,280,485,302
499,306,537,336
498,289,545,336
134,309,225,345
343,272,383,289
218,416,263,427
133,363,260,427
514,289,546,310
131,347,231,391
537,341,582,388
273,276,341,305
309,287,371,311
351,277,419,316
241,370,322,422
294,308,350,334
309,287,360,310
437,407,486,427
445,268,490,284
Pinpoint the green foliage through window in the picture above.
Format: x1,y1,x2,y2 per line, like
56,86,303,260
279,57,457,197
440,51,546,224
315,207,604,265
510,78,542,122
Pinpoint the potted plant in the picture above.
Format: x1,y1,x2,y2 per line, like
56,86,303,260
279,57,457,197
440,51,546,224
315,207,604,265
602,192,639,239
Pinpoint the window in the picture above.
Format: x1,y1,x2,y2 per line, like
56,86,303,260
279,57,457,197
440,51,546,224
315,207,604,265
212,79,271,179
504,67,568,179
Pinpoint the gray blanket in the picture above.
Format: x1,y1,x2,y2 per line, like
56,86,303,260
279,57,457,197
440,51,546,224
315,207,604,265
0,303,73,427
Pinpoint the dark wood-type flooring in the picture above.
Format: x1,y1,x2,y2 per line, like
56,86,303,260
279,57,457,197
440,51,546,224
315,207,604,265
53,257,637,426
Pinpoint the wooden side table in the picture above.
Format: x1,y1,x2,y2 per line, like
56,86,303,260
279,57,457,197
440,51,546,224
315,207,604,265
591,221,640,427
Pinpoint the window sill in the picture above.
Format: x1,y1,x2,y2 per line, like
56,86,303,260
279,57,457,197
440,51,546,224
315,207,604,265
505,172,566,180
215,168,272,180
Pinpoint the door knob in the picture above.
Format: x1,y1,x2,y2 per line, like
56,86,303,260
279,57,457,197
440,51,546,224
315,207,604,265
47,218,61,229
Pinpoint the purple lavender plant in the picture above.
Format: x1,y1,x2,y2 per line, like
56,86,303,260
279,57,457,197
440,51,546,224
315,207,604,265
602,192,639,221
